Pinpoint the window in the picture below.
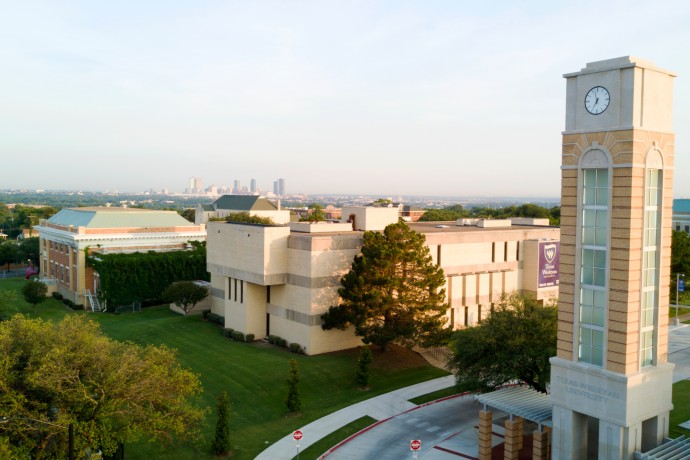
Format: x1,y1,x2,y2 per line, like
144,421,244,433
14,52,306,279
640,169,662,367
578,168,609,367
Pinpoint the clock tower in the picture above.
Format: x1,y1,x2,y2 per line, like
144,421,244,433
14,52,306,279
550,57,676,458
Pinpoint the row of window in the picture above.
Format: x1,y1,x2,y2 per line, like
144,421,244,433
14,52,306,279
227,277,244,304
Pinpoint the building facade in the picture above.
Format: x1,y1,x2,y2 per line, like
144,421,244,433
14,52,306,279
550,57,676,458
672,199,690,233
36,207,206,306
207,206,559,355
195,195,290,225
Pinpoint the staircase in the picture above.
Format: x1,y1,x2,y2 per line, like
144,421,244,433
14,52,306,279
84,289,103,312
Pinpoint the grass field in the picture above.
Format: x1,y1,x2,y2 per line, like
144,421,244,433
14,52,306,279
0,278,449,459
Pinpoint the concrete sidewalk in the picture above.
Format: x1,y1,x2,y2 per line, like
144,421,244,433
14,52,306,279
254,375,455,460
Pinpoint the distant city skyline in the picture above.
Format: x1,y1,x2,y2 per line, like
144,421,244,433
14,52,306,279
2,1,689,197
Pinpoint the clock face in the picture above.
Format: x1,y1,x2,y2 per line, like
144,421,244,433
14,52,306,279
585,86,610,115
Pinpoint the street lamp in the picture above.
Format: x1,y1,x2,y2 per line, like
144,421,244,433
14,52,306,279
0,416,74,460
675,273,685,326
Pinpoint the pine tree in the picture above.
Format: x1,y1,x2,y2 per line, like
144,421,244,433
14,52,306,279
322,220,451,351
354,345,372,389
285,359,301,413
211,391,231,455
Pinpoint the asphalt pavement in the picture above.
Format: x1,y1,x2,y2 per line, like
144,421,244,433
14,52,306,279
255,322,690,460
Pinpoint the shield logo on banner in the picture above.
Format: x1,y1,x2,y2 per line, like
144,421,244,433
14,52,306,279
544,244,557,264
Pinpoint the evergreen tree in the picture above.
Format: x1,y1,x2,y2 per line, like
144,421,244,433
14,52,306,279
322,221,450,351
285,359,301,413
211,391,231,455
354,345,372,389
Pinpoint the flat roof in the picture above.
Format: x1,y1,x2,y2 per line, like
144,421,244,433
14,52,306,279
475,386,552,428
47,207,198,229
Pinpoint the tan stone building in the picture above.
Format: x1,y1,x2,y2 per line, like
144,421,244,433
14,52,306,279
207,206,559,355
550,57,676,458
36,207,206,306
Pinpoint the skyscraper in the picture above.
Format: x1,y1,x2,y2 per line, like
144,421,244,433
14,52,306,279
250,178,257,194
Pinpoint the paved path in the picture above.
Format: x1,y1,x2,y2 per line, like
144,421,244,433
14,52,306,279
254,375,456,460
257,323,690,460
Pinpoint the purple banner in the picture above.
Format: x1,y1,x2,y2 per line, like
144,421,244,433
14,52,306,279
538,241,560,288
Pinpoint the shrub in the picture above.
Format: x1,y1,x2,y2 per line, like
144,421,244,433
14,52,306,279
202,310,210,319
289,343,304,354
278,338,288,348
63,299,74,308
207,313,225,326
52,292,64,301
231,331,245,342
268,335,279,345
245,334,255,343
222,328,234,338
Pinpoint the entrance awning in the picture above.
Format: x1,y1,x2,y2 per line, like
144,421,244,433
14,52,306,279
474,386,552,429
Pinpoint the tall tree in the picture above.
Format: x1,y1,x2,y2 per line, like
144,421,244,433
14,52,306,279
162,281,209,318
285,359,301,414
0,241,18,271
671,230,690,302
447,293,557,393
0,315,206,458
211,391,231,455
18,237,40,265
354,345,372,389
21,280,47,313
322,221,450,351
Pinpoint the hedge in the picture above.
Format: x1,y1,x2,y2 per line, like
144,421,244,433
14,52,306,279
87,243,208,307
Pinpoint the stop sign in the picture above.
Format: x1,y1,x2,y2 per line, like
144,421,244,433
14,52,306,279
293,430,303,441
410,439,422,451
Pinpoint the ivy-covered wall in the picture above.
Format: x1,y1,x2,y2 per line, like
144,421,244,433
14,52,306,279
88,243,209,307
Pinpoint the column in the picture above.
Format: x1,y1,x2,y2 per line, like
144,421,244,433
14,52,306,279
478,410,493,460
598,420,642,460
532,427,551,460
504,417,523,460
551,406,587,460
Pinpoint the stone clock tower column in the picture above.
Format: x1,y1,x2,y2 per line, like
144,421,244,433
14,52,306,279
550,57,676,459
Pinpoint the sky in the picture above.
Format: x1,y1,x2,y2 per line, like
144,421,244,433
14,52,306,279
1,0,689,198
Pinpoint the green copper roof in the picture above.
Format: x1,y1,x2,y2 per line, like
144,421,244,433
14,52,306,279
48,207,198,229
213,195,278,211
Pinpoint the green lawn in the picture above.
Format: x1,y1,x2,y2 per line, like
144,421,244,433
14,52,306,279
291,416,376,460
0,278,448,460
670,380,690,438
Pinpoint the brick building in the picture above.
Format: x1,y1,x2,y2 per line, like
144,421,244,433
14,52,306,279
36,207,206,306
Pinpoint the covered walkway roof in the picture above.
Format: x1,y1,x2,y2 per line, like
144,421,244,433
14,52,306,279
635,436,690,459
474,386,552,429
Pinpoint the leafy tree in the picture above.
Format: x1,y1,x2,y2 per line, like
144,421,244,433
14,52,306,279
0,291,17,320
671,230,690,302
300,203,326,222
211,391,231,455
18,237,40,265
322,221,450,351
178,208,196,223
162,281,209,318
419,205,466,222
21,280,47,313
0,241,18,271
285,359,301,413
447,293,557,393
354,346,372,389
0,315,205,458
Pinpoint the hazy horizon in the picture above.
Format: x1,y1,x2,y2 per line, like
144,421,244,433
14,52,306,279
2,1,689,197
